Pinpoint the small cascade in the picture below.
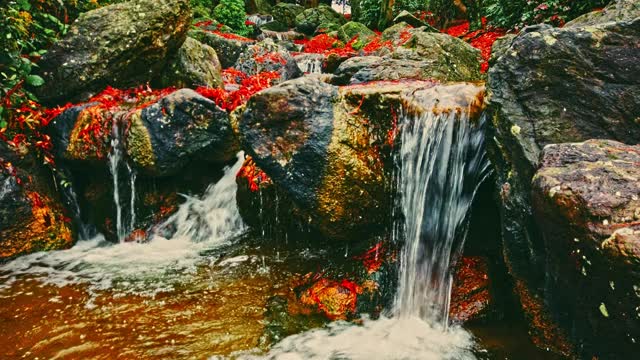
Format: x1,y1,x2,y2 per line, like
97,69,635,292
107,118,137,242
154,152,245,243
294,54,324,74
393,89,490,326
108,119,125,241
247,14,273,27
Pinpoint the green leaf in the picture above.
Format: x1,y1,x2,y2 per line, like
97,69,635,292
26,74,45,87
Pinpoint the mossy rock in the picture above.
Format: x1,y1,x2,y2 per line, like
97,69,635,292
160,37,223,89
35,0,192,105
337,21,375,43
295,5,346,35
271,3,304,28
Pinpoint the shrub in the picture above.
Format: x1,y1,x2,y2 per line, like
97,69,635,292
213,0,251,36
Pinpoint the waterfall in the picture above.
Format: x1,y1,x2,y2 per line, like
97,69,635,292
108,119,125,242
294,54,324,74
153,152,245,243
393,94,490,327
108,117,137,242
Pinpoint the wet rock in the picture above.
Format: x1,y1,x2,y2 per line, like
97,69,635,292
271,3,304,28
450,257,493,323
235,75,485,242
49,89,237,176
486,10,640,356
126,89,237,177
295,5,346,36
235,39,302,81
392,32,482,82
531,140,640,358
337,21,376,43
35,0,191,105
0,143,73,259
190,30,253,69
159,37,223,89
393,10,438,31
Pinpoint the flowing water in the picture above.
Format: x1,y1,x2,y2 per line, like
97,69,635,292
0,98,554,359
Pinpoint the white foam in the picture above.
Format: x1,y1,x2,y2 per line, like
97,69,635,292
237,315,475,360
0,153,246,297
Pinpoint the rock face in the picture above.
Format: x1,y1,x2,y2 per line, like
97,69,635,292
160,37,223,89
532,140,640,358
235,39,302,80
235,76,485,242
126,89,237,177
190,30,254,69
0,143,73,259
35,0,191,105
295,5,346,35
487,2,640,356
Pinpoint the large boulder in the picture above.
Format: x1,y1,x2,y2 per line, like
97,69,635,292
234,76,485,242
35,0,192,105
486,2,640,356
126,89,237,177
0,143,73,259
295,5,346,35
532,140,640,358
337,21,376,43
393,10,438,32
49,89,237,177
235,39,302,81
189,30,254,69
160,37,223,89
271,3,304,28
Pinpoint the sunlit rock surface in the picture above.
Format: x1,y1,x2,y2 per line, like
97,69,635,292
532,140,640,357
35,0,192,105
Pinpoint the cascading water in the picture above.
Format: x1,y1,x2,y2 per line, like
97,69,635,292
392,96,490,327
107,117,139,242
294,54,324,74
246,87,489,359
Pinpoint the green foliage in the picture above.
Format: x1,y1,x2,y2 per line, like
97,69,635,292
357,0,383,29
213,0,251,36
483,0,610,29
190,0,217,19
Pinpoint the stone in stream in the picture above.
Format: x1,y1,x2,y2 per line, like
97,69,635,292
34,0,192,105
159,37,224,89
0,142,73,260
486,0,640,356
531,140,640,358
234,75,485,244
